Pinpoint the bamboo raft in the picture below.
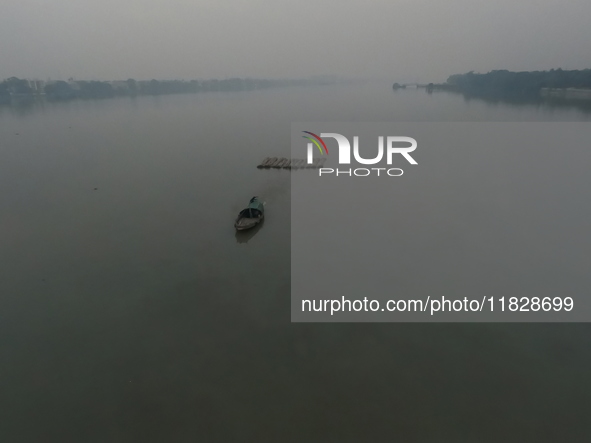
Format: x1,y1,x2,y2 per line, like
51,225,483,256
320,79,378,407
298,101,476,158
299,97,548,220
257,157,327,169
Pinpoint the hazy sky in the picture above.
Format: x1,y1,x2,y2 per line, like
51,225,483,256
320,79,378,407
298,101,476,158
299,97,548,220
2,0,590,82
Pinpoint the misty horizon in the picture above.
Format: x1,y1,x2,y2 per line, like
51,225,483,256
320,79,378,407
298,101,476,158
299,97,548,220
2,0,590,83
3,69,590,86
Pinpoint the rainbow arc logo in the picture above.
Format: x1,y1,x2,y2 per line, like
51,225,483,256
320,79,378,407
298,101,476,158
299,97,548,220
302,131,328,164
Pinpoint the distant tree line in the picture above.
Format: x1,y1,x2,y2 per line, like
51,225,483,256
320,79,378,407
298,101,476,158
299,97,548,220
0,77,33,102
0,76,335,103
446,69,591,97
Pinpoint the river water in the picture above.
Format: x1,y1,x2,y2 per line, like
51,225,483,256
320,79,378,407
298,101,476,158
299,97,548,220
0,82,590,441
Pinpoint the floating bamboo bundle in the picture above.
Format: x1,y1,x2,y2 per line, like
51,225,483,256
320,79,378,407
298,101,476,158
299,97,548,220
257,157,326,169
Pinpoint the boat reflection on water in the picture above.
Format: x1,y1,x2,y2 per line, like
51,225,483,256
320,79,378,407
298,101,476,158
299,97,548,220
235,219,264,244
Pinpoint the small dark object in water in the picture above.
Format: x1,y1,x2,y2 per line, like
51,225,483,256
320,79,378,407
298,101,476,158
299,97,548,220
234,196,265,230
94,188,98,190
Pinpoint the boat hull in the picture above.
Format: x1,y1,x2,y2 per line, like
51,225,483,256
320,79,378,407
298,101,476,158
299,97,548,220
234,214,264,230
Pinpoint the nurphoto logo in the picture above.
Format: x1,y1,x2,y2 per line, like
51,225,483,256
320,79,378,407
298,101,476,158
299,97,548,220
302,131,418,177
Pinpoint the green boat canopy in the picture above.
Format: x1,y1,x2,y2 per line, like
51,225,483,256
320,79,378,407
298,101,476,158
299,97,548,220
248,198,264,213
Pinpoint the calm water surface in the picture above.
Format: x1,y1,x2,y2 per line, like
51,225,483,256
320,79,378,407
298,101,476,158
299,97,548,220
0,83,590,441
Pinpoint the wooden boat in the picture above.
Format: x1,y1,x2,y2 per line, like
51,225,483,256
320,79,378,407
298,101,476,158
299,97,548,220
234,197,265,230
